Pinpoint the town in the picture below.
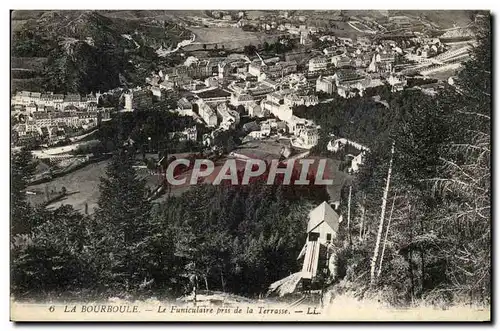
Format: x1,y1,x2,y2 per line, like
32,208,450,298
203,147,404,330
11,11,475,204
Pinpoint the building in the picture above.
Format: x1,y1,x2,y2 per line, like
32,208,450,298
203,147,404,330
63,94,83,108
248,61,263,76
333,70,368,89
172,58,220,79
261,100,281,117
26,102,38,113
169,126,197,142
151,86,164,101
249,130,266,139
160,80,176,90
260,121,272,136
260,78,279,90
249,60,297,79
386,75,407,92
337,37,353,47
267,91,285,105
12,91,41,106
270,104,293,122
327,138,370,173
247,102,265,117
124,89,153,111
283,94,319,107
11,91,98,112
242,121,260,133
298,202,340,280
316,76,336,95
356,36,371,47
205,76,219,88
296,127,319,148
196,88,231,104
176,98,194,116
197,101,218,127
230,93,254,107
388,15,411,27
331,54,352,68
29,110,109,130
308,57,328,72
229,80,276,101
216,103,240,130
323,46,339,56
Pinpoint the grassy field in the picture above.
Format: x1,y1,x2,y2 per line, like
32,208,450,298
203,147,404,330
27,160,110,214
184,27,282,51
328,21,371,39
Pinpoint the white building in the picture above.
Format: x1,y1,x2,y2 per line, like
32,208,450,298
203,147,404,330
247,102,265,117
299,202,340,280
217,103,240,130
316,76,336,95
183,126,198,141
230,93,254,107
327,138,370,173
123,88,152,111
386,74,407,92
261,100,292,121
283,94,319,107
260,121,271,136
197,101,218,127
205,76,219,88
298,127,319,148
308,57,328,72
176,98,194,116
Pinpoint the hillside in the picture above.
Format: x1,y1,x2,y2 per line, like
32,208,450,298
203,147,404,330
341,10,475,30
389,10,475,29
11,10,191,94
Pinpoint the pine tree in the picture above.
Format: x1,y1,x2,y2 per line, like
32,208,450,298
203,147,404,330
94,149,153,295
11,148,37,235
425,16,491,303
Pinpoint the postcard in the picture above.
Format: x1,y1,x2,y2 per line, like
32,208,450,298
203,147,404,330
10,9,491,322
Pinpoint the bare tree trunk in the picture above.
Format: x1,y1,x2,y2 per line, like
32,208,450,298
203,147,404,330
359,193,366,241
347,185,352,245
204,275,209,291
370,141,395,286
377,194,396,279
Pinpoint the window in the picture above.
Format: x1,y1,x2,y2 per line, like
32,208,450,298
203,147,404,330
326,233,332,242
309,232,319,241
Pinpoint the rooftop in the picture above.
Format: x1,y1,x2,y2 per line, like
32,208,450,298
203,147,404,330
307,201,340,233
196,88,231,99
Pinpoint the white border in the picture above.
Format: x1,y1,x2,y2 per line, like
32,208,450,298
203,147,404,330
2,2,498,330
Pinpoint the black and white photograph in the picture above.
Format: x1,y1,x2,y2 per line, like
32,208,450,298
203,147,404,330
9,9,491,322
